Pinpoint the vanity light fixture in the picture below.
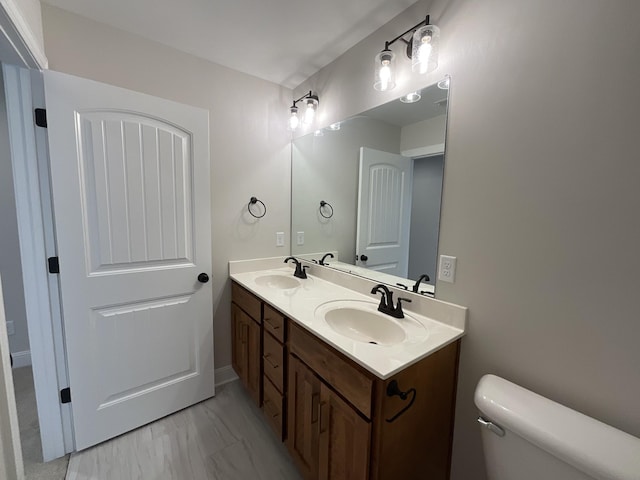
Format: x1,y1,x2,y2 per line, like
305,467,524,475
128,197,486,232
374,15,440,92
400,91,422,103
288,90,319,131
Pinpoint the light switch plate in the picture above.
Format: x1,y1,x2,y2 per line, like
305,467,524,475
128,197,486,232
438,255,457,283
296,231,305,246
276,232,285,247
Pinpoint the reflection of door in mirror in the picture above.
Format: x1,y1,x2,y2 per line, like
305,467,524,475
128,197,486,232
356,147,413,277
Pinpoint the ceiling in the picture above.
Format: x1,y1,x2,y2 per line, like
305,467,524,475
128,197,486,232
42,0,419,89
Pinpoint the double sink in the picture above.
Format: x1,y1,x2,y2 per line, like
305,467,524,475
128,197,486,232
253,272,428,347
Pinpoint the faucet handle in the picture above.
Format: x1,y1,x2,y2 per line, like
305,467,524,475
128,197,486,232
394,297,412,318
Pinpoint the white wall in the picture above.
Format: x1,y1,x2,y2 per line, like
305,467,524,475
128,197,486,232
0,69,30,357
295,0,640,478
41,4,292,369
400,113,446,153
291,117,399,262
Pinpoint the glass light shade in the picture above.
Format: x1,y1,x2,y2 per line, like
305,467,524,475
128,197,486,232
412,24,440,75
437,77,450,90
400,91,422,103
327,122,341,131
303,97,318,125
374,50,396,91
288,106,300,131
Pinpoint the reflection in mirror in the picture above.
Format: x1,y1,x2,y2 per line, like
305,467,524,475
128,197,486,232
291,78,450,295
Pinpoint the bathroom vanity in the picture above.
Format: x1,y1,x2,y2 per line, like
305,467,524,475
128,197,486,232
230,259,466,480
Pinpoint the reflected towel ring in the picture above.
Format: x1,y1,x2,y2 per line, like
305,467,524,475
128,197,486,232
248,196,266,218
319,200,334,219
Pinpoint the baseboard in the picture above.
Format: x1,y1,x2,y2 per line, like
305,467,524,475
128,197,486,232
11,350,31,368
215,365,238,387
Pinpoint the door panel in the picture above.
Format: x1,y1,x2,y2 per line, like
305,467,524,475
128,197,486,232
78,112,194,271
356,147,412,277
43,70,213,450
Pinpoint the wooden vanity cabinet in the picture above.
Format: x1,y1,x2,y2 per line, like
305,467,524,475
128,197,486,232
287,321,460,480
231,281,460,480
231,283,262,406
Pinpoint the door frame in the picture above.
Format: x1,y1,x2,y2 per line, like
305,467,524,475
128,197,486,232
3,64,72,460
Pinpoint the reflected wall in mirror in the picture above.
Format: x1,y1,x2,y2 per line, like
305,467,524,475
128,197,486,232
291,78,450,294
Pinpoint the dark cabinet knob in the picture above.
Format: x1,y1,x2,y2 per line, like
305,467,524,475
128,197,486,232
360,255,368,262
197,273,210,283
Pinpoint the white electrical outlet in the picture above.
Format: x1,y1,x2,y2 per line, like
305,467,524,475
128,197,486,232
6,321,15,336
438,255,457,283
276,232,285,247
296,231,305,246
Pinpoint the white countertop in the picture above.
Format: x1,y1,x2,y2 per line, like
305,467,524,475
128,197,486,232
229,259,466,380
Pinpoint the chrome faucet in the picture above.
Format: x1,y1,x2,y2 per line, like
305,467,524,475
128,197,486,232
370,284,412,319
284,257,308,279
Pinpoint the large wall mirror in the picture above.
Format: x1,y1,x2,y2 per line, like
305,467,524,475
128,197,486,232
291,77,450,295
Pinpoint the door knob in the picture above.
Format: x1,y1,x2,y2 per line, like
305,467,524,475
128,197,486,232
360,255,368,262
197,273,210,283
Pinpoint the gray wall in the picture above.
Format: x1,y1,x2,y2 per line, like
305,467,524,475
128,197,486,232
407,154,443,283
0,69,30,356
294,0,640,478
291,117,400,262
41,4,292,369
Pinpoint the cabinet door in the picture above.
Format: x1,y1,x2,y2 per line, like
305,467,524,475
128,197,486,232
287,355,321,480
318,383,371,480
232,304,261,406
231,303,247,384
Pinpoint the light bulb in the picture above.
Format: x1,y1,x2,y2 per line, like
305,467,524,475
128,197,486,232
374,50,396,91
304,102,315,125
288,107,299,131
379,63,391,91
417,41,432,74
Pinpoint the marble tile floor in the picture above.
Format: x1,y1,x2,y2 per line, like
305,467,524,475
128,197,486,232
66,380,302,480
13,366,70,480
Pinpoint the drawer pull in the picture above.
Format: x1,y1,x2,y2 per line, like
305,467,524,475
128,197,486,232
263,354,279,369
319,401,329,434
311,393,320,424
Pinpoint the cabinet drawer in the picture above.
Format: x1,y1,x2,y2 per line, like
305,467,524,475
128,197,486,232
263,303,285,342
232,282,261,322
290,323,373,418
263,330,285,393
263,376,284,440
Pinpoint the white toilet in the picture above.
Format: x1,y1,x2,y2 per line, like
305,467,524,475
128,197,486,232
475,374,640,480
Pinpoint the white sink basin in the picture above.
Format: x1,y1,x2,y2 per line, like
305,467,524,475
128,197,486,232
254,274,301,290
314,300,428,346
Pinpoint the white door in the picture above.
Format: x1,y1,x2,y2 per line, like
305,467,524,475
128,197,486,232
43,71,213,450
356,147,413,277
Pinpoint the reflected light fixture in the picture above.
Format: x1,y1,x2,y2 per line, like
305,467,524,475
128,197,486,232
374,15,440,92
437,77,450,90
314,129,324,137
288,90,319,131
400,91,422,103
327,122,341,131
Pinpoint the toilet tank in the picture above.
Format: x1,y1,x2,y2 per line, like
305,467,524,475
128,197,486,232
475,375,640,480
